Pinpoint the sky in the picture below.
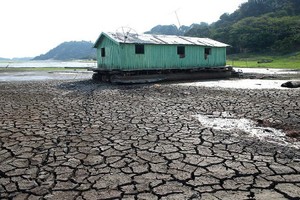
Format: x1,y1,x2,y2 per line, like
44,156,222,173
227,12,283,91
0,0,247,58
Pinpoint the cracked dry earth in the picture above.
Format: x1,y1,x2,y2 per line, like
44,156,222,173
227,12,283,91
0,80,300,200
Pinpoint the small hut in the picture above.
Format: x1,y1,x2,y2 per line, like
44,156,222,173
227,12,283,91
93,32,230,83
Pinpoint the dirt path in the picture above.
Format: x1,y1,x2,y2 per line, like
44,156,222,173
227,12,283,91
0,80,299,199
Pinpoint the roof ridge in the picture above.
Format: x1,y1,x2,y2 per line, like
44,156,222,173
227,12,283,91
94,32,229,47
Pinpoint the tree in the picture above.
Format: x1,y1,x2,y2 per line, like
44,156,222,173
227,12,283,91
185,23,211,37
185,0,300,53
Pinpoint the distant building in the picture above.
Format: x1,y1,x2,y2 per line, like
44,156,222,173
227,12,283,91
93,32,230,83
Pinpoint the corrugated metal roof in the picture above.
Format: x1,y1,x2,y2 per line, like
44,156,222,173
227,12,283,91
95,32,229,47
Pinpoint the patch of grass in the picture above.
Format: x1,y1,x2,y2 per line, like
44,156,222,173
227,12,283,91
227,52,300,69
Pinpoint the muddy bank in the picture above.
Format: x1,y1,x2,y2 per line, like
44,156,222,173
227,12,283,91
0,80,300,199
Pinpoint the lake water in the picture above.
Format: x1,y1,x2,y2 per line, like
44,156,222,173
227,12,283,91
178,68,300,89
0,71,94,82
0,61,96,82
0,60,97,68
178,79,298,89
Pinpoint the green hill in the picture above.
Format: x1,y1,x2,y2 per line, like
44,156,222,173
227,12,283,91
185,0,300,53
146,0,300,54
144,24,191,35
33,41,96,61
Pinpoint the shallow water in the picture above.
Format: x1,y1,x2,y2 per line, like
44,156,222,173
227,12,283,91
179,79,296,89
195,112,300,149
0,71,93,82
235,67,300,75
0,60,97,68
176,68,300,89
0,61,96,81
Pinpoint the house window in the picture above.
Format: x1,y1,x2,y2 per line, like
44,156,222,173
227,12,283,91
177,46,185,58
135,44,144,54
101,48,105,57
204,48,211,59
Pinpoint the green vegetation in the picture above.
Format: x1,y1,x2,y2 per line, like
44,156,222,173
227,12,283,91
33,41,96,61
227,52,300,69
186,0,300,54
145,24,190,35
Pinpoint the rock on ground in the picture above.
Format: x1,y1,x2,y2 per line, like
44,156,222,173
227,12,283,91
281,81,300,88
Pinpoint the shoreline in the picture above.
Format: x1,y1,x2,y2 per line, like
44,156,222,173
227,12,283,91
1,68,300,90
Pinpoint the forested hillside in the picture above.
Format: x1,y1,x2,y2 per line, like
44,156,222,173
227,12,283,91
145,24,191,35
185,0,300,53
33,41,96,60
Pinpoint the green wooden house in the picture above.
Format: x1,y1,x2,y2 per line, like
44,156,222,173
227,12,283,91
93,32,230,83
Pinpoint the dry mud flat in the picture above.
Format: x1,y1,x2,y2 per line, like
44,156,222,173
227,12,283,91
0,80,300,200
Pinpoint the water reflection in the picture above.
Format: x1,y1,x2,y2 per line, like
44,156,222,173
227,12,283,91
0,71,93,82
0,60,96,68
195,112,300,149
